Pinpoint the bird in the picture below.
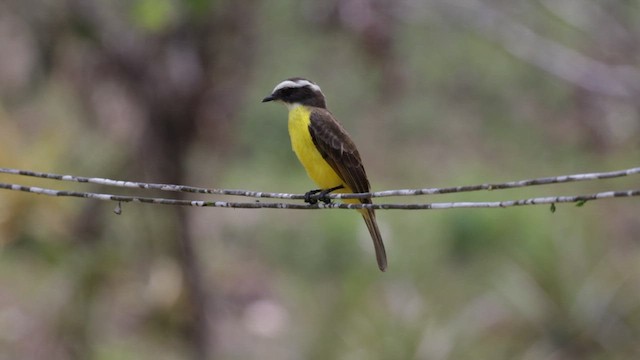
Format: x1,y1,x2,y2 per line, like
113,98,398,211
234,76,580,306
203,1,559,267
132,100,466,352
262,77,387,271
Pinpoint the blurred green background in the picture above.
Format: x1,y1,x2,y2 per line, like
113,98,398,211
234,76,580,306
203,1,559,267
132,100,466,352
0,0,639,359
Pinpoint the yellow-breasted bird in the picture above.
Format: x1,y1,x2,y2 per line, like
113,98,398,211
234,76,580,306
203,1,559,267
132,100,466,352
262,78,387,271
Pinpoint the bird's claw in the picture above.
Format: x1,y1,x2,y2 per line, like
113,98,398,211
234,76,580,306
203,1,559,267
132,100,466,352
304,189,321,204
318,190,334,204
304,185,344,205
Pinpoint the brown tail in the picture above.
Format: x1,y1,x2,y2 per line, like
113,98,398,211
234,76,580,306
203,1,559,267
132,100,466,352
361,208,388,271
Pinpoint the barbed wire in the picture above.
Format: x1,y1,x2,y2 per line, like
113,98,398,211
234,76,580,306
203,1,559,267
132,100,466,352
1,166,639,200
1,166,638,211
0,178,638,212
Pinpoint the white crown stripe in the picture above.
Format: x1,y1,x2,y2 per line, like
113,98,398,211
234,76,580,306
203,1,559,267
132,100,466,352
272,79,322,93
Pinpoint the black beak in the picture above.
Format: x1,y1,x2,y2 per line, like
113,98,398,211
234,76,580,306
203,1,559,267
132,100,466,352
262,95,275,103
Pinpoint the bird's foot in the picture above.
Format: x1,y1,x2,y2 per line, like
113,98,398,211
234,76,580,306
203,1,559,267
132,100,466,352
304,185,344,204
318,185,344,204
304,189,322,204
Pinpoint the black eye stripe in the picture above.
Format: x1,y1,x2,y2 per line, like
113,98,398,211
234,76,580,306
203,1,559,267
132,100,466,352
278,86,312,99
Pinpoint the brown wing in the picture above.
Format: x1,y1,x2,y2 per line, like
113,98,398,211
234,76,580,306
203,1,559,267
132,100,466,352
308,109,371,201
310,109,387,271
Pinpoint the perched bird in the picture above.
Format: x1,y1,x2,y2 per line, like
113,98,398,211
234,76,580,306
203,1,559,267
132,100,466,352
262,78,387,271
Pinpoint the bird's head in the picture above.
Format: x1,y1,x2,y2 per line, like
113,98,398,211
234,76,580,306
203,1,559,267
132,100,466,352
262,77,326,109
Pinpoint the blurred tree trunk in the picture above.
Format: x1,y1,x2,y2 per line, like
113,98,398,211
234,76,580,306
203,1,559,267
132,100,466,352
38,0,259,358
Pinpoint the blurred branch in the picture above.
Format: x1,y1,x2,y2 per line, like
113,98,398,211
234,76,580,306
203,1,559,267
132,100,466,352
1,166,639,200
538,0,634,47
429,0,640,98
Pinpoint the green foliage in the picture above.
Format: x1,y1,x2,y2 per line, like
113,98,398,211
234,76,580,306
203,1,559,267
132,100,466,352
131,0,175,32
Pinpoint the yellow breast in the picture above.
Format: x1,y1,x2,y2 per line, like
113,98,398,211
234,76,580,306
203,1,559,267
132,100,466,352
288,105,346,190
